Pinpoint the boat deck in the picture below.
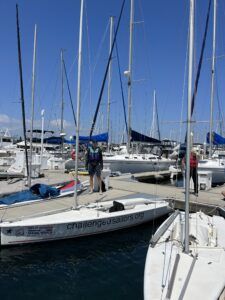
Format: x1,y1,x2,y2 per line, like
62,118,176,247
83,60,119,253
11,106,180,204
0,170,225,222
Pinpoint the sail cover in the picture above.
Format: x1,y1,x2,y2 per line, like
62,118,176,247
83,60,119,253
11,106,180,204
67,132,108,144
207,132,225,145
45,136,64,144
40,133,108,145
0,184,60,205
131,130,161,144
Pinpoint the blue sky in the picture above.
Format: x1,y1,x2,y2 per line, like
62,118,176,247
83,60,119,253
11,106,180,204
0,0,225,143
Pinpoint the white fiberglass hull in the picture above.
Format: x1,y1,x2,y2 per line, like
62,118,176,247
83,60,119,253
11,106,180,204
0,198,171,246
144,211,225,300
65,158,85,171
198,158,225,184
104,155,175,174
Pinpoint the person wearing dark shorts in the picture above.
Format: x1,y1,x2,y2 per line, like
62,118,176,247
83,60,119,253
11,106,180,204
182,150,199,196
85,140,103,194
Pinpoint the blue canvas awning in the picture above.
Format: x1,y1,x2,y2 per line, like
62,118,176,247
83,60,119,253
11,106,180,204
44,136,63,144
207,132,225,145
66,132,108,144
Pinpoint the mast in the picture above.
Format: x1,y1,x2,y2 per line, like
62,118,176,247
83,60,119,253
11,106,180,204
40,109,45,164
156,92,160,140
28,24,37,188
107,16,114,152
150,90,160,140
209,0,217,158
60,49,65,155
185,0,195,254
150,90,156,138
16,4,29,180
74,0,84,209
126,0,134,153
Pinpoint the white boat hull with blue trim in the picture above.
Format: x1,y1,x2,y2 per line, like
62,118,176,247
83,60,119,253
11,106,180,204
0,198,172,246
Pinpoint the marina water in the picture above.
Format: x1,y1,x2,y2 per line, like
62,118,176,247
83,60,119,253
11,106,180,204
0,218,165,300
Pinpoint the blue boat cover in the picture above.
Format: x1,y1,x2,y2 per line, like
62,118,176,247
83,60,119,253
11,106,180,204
44,136,63,144
67,132,109,144
37,133,108,145
31,184,60,198
0,184,60,205
206,132,225,145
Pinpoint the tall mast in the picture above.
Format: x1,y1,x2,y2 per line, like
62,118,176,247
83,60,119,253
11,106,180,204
150,90,156,138
156,95,160,141
60,49,64,154
16,4,29,180
185,0,195,254
40,109,45,164
150,90,160,140
209,0,217,158
107,16,114,152
28,24,37,188
127,0,134,153
74,0,84,209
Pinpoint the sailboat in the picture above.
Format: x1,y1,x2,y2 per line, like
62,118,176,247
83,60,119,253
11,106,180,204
103,0,175,174
143,1,225,298
0,0,172,246
198,156,225,184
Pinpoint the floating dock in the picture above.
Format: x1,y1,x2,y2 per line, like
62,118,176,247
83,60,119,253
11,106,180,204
0,170,224,222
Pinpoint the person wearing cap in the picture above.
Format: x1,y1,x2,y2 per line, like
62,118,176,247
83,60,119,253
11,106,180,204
85,140,103,194
182,150,199,196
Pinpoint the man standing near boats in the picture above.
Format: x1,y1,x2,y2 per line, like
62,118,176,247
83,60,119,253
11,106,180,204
182,149,199,195
85,140,103,194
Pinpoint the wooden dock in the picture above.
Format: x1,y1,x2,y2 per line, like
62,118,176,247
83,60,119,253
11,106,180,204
111,176,225,215
0,170,225,222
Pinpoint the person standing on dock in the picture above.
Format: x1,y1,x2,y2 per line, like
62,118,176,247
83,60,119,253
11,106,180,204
85,140,103,194
182,150,199,196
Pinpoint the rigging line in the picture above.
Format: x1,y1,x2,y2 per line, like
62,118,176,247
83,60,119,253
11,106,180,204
68,54,78,76
218,2,225,65
87,20,110,127
215,68,225,135
39,57,58,103
92,20,110,77
34,56,42,117
184,0,212,142
191,0,212,117
63,58,77,128
79,19,110,128
89,0,126,138
155,93,161,140
46,64,60,131
179,23,189,144
16,4,29,178
84,0,92,110
221,0,225,53
115,26,128,134
138,0,151,81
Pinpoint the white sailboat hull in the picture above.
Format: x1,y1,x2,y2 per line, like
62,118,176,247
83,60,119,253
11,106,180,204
144,212,225,300
0,198,172,246
104,155,175,174
198,158,225,184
